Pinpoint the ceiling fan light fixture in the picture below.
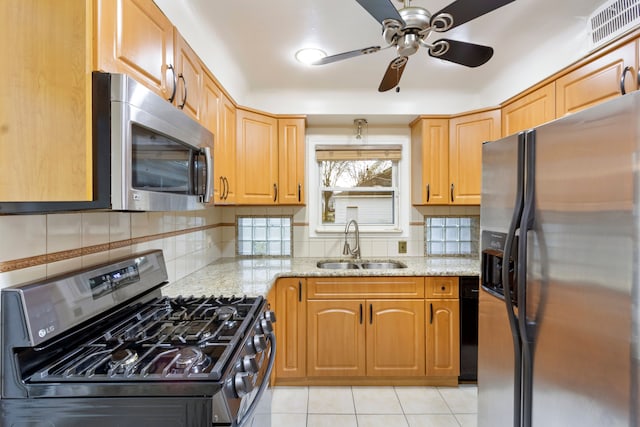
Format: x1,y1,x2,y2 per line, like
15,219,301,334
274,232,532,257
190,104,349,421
295,48,327,65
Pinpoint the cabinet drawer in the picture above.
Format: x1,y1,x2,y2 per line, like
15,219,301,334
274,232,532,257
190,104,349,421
307,277,425,299
425,277,459,299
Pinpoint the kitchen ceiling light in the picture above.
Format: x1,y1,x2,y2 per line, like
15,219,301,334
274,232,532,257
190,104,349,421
295,48,326,65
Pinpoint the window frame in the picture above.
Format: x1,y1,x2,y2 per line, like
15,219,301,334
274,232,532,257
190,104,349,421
307,133,409,237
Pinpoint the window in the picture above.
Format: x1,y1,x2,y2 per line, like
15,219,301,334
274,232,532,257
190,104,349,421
425,216,479,256
316,144,400,230
236,216,292,257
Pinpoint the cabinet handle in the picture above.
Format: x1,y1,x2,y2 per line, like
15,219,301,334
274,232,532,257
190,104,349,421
359,304,363,324
430,303,434,324
620,65,632,95
223,176,229,200
369,304,373,324
450,183,455,203
219,176,224,200
298,280,302,302
273,183,278,203
298,183,302,202
426,183,430,202
177,74,187,109
167,64,177,103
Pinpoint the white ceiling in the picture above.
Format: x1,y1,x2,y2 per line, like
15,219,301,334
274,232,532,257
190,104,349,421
155,0,606,125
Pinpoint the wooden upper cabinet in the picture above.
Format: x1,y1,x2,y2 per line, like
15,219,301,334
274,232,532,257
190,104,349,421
501,82,556,137
96,0,175,101
203,75,237,205
556,40,637,117
410,118,449,205
278,118,306,205
449,109,501,205
1,0,93,202
174,32,203,121
236,109,279,204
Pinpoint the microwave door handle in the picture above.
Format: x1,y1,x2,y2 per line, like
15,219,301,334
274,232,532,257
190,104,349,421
202,146,213,203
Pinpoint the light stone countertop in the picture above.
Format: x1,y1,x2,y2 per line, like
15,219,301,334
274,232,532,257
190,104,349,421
161,257,480,298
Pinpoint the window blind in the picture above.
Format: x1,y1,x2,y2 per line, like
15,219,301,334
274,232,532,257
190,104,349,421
315,144,402,161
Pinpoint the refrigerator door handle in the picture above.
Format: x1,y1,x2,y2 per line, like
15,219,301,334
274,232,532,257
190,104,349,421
517,129,537,427
502,131,527,427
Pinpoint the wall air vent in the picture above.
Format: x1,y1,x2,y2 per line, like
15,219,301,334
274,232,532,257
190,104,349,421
588,0,640,50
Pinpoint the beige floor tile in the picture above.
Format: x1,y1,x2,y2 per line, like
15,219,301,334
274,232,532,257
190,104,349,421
352,386,403,414
357,414,409,427
271,413,307,427
395,386,451,414
438,385,478,414
272,386,308,414
307,414,357,427
455,413,478,427
405,414,461,427
308,386,355,414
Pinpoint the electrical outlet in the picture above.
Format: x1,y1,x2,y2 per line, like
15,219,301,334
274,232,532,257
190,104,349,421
398,241,407,254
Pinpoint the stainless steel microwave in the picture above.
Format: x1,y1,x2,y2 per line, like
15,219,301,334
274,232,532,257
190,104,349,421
95,72,213,211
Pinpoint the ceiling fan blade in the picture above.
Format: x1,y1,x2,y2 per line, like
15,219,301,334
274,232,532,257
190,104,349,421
428,39,493,67
312,46,382,65
355,0,404,26
431,0,515,31
378,56,408,92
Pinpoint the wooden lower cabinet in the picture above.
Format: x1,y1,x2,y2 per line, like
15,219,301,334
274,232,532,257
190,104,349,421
307,299,366,377
274,276,460,386
426,299,460,377
274,278,307,379
367,299,425,376
306,299,425,377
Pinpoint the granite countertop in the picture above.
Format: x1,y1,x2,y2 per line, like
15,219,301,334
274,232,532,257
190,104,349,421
161,257,480,298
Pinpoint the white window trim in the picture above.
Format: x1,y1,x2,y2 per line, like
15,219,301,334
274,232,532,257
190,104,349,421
307,131,410,238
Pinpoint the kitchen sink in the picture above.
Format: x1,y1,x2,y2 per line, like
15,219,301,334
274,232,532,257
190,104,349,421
316,260,407,270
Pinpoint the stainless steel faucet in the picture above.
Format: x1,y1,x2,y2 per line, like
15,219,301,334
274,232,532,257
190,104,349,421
342,219,361,259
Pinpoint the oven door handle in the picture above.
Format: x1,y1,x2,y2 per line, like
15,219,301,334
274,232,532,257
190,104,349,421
236,331,276,427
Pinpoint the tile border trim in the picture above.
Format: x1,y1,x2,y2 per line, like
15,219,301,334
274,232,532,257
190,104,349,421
0,223,221,273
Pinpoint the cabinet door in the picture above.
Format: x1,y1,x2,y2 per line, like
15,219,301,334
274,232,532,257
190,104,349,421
449,109,500,205
501,82,556,137
278,118,306,205
236,109,279,204
556,40,636,117
205,77,237,205
426,299,460,377
96,0,174,101
275,278,307,379
174,32,203,121
367,300,425,376
307,300,366,377
410,119,449,205
1,0,92,202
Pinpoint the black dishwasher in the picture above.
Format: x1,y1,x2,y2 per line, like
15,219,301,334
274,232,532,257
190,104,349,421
459,276,479,382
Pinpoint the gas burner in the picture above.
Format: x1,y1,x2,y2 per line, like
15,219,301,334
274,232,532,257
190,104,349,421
109,349,138,371
216,306,237,321
174,346,212,374
175,347,204,368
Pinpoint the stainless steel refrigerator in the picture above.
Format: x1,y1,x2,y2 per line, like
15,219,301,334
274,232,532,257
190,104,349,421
478,91,640,427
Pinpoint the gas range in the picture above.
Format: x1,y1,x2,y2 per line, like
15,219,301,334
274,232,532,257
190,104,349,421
0,250,275,427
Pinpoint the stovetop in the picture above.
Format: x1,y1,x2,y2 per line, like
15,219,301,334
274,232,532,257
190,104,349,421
27,295,264,383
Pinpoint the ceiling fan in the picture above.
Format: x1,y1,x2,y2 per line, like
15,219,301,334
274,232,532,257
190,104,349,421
312,0,515,92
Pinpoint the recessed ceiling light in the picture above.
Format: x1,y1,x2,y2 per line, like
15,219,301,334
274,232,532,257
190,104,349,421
295,48,326,65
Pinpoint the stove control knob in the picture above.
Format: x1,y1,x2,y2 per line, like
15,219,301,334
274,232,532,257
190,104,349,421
260,318,274,334
242,355,259,374
234,372,253,397
252,334,267,353
263,310,276,323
